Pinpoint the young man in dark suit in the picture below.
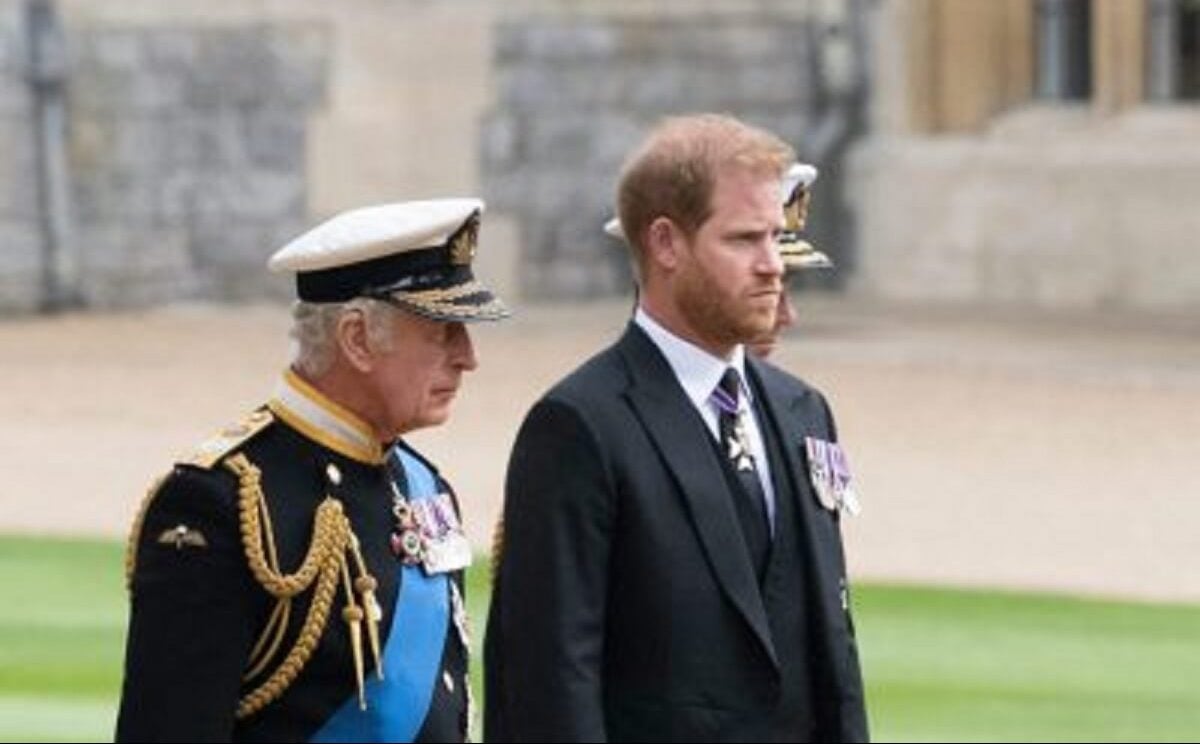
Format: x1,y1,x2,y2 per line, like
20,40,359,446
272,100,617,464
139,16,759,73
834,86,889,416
485,114,868,743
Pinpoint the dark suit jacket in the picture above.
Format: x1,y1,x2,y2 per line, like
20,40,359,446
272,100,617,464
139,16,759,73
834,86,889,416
485,324,868,742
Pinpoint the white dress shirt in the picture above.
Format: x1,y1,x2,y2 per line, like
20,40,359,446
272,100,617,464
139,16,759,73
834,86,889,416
634,307,777,531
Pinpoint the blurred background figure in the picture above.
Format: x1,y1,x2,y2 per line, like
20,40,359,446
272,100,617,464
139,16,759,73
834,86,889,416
749,161,834,359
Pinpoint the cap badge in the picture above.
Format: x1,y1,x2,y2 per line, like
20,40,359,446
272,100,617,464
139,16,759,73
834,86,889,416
449,212,480,267
783,182,811,234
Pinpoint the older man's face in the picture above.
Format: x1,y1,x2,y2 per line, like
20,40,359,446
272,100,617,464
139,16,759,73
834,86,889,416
368,311,478,437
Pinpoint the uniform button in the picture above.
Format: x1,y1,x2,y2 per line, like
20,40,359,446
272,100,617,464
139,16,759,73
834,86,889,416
442,670,455,693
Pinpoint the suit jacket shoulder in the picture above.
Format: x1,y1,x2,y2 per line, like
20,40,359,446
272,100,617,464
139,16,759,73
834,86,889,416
748,356,839,439
541,333,632,407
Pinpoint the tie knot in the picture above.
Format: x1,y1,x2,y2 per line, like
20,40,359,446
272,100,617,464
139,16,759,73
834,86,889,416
720,367,741,397
712,367,741,415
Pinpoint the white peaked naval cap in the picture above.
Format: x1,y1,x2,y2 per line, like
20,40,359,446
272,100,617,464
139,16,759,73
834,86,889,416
269,198,509,322
779,163,833,271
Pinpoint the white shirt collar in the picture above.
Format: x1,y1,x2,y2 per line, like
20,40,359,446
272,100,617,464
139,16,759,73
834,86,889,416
267,368,383,464
633,306,752,411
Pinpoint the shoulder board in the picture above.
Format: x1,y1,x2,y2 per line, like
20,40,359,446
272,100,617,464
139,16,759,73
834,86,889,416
181,408,275,470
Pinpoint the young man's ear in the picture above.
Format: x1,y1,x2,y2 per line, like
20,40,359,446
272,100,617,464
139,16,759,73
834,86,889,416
336,309,374,373
645,216,683,272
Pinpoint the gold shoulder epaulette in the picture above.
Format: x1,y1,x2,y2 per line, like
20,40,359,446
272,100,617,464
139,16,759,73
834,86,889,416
182,409,275,470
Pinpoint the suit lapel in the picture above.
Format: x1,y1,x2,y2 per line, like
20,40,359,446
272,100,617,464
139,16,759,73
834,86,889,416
747,358,847,641
618,325,778,669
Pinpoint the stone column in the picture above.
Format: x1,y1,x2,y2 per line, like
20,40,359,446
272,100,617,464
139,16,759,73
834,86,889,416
1145,0,1178,102
1092,0,1146,111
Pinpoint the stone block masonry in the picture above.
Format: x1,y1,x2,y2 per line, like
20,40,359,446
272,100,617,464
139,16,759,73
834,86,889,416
0,7,328,313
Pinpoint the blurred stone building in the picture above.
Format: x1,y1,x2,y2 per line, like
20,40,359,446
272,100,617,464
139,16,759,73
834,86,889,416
0,0,866,312
481,0,867,299
1,0,1197,315
853,0,1200,313
0,0,496,312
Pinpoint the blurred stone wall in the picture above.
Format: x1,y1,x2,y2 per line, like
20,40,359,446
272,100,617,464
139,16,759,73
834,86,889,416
851,0,1200,314
482,8,820,299
68,23,328,307
2,1,842,312
849,108,1200,312
0,2,40,311
0,0,499,314
0,3,328,311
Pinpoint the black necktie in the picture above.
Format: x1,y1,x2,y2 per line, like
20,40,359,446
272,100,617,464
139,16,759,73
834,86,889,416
713,367,772,575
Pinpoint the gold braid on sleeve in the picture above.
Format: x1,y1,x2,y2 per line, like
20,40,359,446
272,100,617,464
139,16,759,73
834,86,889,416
224,453,383,721
489,515,505,583
124,474,167,593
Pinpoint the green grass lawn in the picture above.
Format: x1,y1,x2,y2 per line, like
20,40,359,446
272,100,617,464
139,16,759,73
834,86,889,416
2,535,1198,742
856,585,1200,742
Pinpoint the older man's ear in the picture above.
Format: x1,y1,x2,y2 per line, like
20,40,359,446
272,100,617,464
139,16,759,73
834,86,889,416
336,309,375,373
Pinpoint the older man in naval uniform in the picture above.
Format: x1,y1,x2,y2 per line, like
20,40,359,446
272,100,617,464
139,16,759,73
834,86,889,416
117,198,508,742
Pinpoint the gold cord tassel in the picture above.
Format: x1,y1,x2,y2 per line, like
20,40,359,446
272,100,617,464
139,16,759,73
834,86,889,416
341,559,367,710
243,599,292,683
236,547,342,720
489,516,505,583
227,454,354,720
225,453,387,719
347,533,384,680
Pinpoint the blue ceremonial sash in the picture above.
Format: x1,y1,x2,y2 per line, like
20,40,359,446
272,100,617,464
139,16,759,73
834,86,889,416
311,446,449,743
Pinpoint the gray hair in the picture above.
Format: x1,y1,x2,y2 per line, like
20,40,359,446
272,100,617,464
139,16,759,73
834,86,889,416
290,298,395,378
